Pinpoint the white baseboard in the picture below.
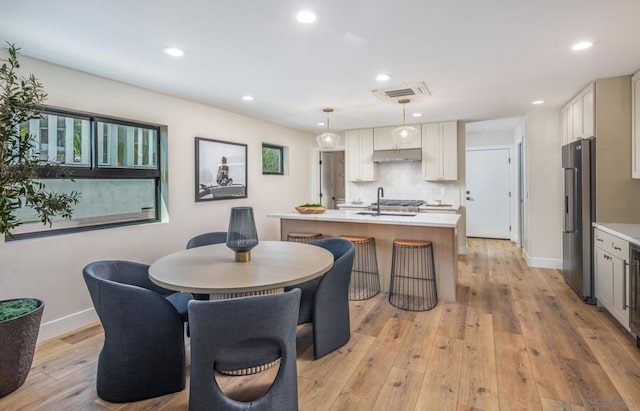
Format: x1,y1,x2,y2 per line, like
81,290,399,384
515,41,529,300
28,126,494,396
459,246,467,255
523,249,562,270
38,307,98,343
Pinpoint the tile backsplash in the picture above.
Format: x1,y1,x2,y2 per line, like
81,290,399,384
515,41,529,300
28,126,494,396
345,162,462,205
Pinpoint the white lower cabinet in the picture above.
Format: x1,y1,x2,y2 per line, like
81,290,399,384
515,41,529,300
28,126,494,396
594,228,630,330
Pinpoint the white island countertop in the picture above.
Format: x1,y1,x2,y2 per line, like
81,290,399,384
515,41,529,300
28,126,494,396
593,222,640,247
268,209,460,228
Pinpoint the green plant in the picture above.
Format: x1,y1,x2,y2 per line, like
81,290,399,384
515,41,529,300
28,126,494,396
299,203,323,207
0,299,38,322
0,43,79,236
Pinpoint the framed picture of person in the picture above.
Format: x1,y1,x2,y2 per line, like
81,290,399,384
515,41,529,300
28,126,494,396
195,137,248,201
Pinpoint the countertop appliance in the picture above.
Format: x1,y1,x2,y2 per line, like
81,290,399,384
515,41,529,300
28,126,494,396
562,138,596,304
369,199,425,213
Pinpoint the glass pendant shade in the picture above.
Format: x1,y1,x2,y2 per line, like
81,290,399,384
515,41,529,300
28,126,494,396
316,108,341,148
226,206,259,262
316,132,341,149
391,99,418,145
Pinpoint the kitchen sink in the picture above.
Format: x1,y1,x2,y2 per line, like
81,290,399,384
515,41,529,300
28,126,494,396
355,212,417,217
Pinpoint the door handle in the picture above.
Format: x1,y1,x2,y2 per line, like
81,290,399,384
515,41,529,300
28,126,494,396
624,260,628,309
628,260,638,310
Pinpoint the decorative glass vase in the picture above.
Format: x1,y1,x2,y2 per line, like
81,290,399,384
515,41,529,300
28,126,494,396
226,207,259,262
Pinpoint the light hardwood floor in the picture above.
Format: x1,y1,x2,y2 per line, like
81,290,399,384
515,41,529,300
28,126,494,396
3,238,640,410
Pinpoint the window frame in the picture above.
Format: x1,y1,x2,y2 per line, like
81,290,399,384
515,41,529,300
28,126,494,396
261,143,284,175
8,107,164,241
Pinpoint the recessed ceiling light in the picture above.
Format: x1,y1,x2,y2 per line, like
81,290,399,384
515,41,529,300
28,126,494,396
412,113,422,117
162,47,185,57
571,41,593,51
376,73,391,82
242,95,254,101
532,100,545,105
317,122,325,126
296,10,317,24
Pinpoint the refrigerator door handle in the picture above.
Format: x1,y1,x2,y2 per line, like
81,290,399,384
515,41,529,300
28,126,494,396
563,168,577,233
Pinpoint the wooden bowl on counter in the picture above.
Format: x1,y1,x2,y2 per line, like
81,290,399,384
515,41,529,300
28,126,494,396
295,206,326,214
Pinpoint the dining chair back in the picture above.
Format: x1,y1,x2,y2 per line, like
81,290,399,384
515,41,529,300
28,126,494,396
186,231,228,249
286,237,355,359
188,289,301,411
82,260,189,402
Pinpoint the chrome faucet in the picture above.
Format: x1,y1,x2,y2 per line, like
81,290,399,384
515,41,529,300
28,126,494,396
376,186,384,215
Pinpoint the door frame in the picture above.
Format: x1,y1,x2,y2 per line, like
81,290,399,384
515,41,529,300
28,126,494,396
311,147,345,207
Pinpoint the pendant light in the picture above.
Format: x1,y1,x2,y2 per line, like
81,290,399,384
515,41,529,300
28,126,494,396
316,108,341,149
391,98,418,144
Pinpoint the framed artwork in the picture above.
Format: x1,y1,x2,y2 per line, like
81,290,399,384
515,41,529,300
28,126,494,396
195,137,247,201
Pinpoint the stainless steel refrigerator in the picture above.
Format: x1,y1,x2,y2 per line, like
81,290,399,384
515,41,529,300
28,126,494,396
562,138,596,304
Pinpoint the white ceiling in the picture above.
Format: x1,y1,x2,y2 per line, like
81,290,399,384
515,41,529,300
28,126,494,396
1,0,640,134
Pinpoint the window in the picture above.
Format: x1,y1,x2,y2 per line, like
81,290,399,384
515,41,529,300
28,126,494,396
262,143,284,175
10,109,164,239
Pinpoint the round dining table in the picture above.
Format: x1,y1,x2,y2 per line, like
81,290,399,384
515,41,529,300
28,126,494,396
149,240,334,299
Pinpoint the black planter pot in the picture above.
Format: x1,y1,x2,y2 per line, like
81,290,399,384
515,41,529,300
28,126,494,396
0,299,44,398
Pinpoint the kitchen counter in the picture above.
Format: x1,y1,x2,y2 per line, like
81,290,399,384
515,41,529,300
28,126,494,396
268,210,460,302
268,210,460,227
593,222,640,247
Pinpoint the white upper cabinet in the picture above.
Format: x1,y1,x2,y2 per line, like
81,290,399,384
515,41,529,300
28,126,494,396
562,82,595,145
345,129,376,182
632,70,640,178
422,121,458,181
373,125,422,150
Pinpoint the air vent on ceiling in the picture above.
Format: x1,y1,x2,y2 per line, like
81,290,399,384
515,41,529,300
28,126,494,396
371,81,431,102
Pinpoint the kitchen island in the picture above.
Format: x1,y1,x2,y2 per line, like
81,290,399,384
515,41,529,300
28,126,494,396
267,210,461,302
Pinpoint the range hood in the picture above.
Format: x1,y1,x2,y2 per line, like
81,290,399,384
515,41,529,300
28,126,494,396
372,149,422,163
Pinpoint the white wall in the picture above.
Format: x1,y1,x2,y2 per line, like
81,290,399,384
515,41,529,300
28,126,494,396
465,130,515,147
0,55,315,341
523,109,562,268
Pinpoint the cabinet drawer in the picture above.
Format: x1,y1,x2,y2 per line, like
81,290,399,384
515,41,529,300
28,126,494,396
594,228,629,260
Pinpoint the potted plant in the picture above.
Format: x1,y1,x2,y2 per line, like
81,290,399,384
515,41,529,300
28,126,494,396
0,299,44,397
0,43,80,397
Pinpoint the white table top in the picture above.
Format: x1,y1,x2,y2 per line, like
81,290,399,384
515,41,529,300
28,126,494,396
268,209,460,228
149,241,334,294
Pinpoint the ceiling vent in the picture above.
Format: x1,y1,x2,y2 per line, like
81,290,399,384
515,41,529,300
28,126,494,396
371,82,431,102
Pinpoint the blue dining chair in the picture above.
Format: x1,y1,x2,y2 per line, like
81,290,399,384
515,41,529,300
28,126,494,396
186,231,228,249
285,237,355,359
188,289,301,411
82,260,191,402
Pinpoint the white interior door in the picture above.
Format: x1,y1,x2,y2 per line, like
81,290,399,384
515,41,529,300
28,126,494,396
466,148,511,238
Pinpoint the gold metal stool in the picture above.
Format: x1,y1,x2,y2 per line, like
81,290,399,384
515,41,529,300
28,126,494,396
388,239,437,311
286,232,322,244
340,235,380,300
